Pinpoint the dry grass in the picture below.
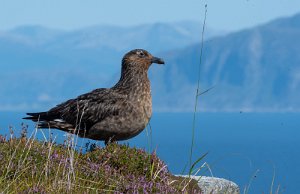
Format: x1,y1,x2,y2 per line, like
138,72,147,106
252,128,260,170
0,127,202,193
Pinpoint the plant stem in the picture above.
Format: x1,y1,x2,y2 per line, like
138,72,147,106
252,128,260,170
189,4,208,172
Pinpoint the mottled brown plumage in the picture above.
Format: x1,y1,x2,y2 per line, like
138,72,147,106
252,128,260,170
23,49,164,144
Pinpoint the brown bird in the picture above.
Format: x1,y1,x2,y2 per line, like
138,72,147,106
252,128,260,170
23,49,164,144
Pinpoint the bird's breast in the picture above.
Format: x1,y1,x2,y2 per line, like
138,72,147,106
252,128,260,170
128,79,152,123
88,78,153,141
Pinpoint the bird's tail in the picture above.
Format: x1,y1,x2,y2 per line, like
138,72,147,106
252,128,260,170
23,112,73,131
23,112,56,121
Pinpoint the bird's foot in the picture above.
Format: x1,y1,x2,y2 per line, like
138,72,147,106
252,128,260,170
104,137,116,146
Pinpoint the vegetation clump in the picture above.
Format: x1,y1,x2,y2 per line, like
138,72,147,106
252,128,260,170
0,129,201,193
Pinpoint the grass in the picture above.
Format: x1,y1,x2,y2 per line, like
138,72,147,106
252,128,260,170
0,127,202,193
188,5,212,182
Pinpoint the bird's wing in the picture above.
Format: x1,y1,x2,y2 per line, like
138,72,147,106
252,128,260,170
46,88,127,129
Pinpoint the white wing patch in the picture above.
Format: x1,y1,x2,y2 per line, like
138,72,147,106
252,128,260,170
54,119,66,123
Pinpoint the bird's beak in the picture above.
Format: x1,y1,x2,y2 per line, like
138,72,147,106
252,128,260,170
151,57,165,65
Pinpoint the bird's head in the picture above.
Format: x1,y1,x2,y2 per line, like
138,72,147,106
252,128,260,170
122,49,164,71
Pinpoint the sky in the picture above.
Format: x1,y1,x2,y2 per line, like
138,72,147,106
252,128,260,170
1,0,300,32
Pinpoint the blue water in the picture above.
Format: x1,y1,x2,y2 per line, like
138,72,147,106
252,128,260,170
0,112,299,194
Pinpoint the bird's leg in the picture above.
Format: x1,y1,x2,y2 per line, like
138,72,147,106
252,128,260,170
104,139,110,146
104,136,115,146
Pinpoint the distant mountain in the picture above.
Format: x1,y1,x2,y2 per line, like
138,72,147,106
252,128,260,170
154,13,300,112
0,21,221,111
1,21,220,51
1,13,300,112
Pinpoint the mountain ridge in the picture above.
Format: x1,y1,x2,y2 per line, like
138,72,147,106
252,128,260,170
157,13,300,112
1,14,300,112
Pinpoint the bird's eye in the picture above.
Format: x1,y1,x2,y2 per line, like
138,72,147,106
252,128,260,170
137,51,145,57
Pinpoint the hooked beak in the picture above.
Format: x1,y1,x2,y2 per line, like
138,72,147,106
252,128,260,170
151,57,165,65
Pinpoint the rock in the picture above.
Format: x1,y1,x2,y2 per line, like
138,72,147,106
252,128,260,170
178,175,240,194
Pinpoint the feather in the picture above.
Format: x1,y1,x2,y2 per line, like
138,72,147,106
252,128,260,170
23,49,164,143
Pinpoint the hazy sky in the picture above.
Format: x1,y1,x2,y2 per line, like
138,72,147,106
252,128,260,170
1,0,300,31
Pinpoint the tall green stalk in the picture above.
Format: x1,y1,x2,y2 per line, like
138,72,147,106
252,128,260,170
189,4,208,173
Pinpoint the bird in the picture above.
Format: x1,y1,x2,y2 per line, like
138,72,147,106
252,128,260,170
23,49,164,144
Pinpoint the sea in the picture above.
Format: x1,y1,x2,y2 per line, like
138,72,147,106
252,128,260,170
0,112,299,194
